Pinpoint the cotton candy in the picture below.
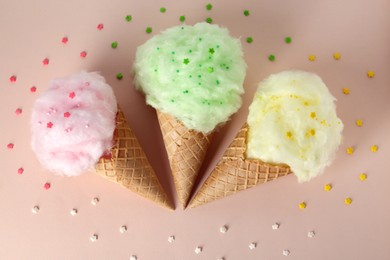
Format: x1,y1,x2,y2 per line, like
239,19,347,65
31,71,117,176
246,71,343,182
134,22,247,133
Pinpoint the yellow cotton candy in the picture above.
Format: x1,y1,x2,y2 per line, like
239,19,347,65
246,71,343,182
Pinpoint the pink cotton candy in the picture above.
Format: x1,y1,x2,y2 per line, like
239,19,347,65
31,71,117,176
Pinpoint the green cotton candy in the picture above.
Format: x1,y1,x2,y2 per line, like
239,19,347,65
134,22,247,133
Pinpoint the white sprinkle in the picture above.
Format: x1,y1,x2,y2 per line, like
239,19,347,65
219,225,228,233
119,225,127,234
168,235,175,243
130,255,137,260
194,246,202,254
282,249,290,256
85,124,90,128
70,208,78,216
217,258,225,260
90,234,98,242
32,205,40,214
249,242,257,250
91,197,99,205
308,231,316,238
272,223,280,230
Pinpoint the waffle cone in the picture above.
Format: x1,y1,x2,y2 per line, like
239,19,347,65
95,108,173,210
188,123,292,208
156,110,213,208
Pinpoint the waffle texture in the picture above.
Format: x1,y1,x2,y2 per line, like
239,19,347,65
189,123,291,208
157,110,213,207
96,108,173,209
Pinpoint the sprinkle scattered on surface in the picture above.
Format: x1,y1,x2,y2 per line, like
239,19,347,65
346,147,354,155
367,70,375,78
342,87,350,95
359,173,367,181
285,36,292,44
308,231,316,238
194,246,203,254
355,119,363,127
283,249,290,256
371,145,378,152
324,184,332,191
333,52,341,60
91,197,99,205
32,205,40,214
119,225,127,233
344,197,352,205
246,37,253,43
249,242,257,250
299,202,306,209
70,208,78,216
90,234,98,242
308,54,316,61
168,235,175,243
220,225,228,233
272,223,280,230
244,10,250,16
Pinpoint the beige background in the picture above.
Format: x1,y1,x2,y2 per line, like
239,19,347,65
1,0,389,259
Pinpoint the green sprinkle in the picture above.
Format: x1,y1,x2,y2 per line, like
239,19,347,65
206,3,213,10
198,37,202,41
154,69,158,72
160,7,166,13
171,59,175,62
198,82,202,85
206,17,213,23
146,27,152,34
285,36,292,44
244,10,250,16
209,48,215,54
179,15,186,22
198,75,202,78
116,73,123,80
176,70,180,73
111,41,118,49
171,51,175,54
225,66,230,70
189,75,192,78
189,49,192,53
183,90,189,94
125,15,132,22
208,67,214,73
156,47,160,51
246,37,253,43
183,58,190,64
216,80,220,85
268,54,276,61
171,99,175,102
216,45,220,48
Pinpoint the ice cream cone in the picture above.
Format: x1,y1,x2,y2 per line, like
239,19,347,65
188,123,292,208
96,108,173,210
156,110,214,208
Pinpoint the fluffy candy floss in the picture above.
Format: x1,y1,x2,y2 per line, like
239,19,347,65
134,22,246,133
246,71,343,182
31,72,117,176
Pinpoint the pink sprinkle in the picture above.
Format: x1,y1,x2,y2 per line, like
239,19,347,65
15,108,22,115
17,167,24,174
61,36,68,44
69,92,76,99
9,75,17,83
30,86,37,93
64,112,71,118
80,51,87,58
44,182,51,190
42,58,50,66
47,122,53,128
97,23,104,30
7,143,14,149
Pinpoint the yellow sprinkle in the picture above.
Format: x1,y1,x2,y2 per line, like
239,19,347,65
344,197,352,205
299,202,306,209
371,145,378,152
342,87,350,95
367,70,375,78
359,173,367,181
286,131,293,139
310,112,316,118
355,119,363,127
346,147,354,155
324,184,332,191
308,54,316,61
333,52,341,60
304,101,309,106
309,129,316,136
